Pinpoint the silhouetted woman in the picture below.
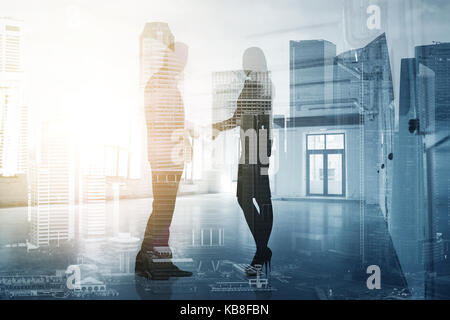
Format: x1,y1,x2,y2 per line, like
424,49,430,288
212,47,273,273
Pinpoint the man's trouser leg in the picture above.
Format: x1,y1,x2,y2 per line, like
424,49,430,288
142,171,182,252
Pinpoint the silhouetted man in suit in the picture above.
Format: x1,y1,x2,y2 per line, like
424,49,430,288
135,40,192,279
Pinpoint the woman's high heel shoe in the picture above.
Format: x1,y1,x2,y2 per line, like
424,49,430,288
246,247,272,276
262,247,272,274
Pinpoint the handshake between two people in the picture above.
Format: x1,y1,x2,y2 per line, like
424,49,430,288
184,120,224,142
183,117,273,171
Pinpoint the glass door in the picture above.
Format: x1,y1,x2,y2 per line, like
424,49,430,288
327,153,343,195
309,154,324,195
306,134,345,197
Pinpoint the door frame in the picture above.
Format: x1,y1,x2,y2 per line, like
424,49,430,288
306,133,346,197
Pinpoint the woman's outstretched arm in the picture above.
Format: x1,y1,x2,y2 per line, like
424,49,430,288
211,101,241,138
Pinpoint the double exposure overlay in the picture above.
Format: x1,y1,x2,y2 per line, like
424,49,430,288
0,0,449,300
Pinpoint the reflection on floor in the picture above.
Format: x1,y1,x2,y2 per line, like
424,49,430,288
0,194,412,300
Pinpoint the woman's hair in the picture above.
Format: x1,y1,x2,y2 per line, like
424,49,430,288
242,47,267,72
242,47,271,97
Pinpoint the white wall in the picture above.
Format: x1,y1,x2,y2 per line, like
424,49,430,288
272,125,362,200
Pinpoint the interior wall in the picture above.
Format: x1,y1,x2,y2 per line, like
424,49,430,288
272,125,362,200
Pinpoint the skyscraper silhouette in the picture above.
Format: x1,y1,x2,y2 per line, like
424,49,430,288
0,17,28,177
30,121,73,247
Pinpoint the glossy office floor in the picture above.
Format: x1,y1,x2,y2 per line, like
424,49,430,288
2,193,432,300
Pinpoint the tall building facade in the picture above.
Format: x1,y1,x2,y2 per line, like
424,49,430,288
210,70,273,192
415,43,450,245
139,22,175,89
139,22,175,194
110,233,140,274
336,34,395,215
415,43,450,127
290,40,336,119
210,71,243,192
0,17,28,177
139,22,188,190
80,174,106,241
391,43,450,297
30,122,74,247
